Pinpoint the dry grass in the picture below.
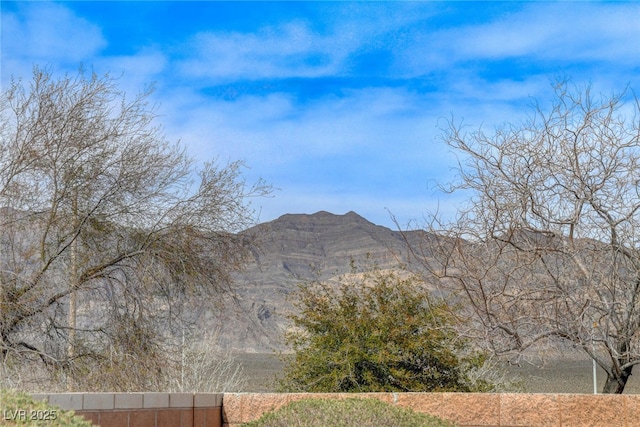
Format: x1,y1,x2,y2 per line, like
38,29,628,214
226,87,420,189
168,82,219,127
240,398,456,427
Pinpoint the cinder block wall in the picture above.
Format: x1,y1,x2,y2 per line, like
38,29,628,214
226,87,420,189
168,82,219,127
29,392,223,427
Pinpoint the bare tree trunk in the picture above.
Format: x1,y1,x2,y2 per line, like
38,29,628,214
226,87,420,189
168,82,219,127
603,365,633,394
67,192,78,391
68,289,76,356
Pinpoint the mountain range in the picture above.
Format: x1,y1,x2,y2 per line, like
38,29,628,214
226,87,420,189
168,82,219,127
212,210,428,352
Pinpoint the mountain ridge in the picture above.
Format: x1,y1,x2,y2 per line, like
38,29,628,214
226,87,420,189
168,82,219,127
214,210,428,352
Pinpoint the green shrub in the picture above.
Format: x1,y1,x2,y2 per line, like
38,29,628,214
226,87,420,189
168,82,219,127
0,389,92,426
241,398,456,427
280,267,495,392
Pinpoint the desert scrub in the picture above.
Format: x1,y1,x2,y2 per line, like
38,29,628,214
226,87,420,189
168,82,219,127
0,389,92,426
240,398,456,427
281,268,496,393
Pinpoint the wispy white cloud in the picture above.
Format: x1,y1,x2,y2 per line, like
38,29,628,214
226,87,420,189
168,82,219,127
95,49,168,96
176,21,351,82
461,4,639,62
160,86,444,166
1,2,106,79
173,3,439,83
400,3,640,76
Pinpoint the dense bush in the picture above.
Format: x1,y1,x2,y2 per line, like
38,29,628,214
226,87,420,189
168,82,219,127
279,267,495,392
0,389,92,426
240,398,456,427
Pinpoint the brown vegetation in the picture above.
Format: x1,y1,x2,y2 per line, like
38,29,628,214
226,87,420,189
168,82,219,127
0,66,269,391
415,80,640,393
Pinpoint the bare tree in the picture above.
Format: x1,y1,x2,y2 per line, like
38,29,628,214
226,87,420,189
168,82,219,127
168,326,247,393
417,81,640,393
0,66,269,391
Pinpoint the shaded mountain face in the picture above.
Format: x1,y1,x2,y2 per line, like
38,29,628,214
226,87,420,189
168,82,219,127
211,211,427,352
244,210,423,280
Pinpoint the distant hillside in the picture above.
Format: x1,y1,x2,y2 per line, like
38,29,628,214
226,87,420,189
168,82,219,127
209,211,428,352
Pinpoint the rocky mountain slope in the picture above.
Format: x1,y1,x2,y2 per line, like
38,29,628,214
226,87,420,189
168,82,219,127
211,211,428,352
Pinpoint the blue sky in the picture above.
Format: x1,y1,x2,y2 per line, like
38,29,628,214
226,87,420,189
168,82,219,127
2,1,639,228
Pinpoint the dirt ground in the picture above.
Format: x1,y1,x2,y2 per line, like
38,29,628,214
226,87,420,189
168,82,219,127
235,353,640,394
236,352,287,392
506,359,640,394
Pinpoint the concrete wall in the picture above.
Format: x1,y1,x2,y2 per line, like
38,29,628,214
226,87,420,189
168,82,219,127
28,392,640,427
222,392,640,427
29,392,222,427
